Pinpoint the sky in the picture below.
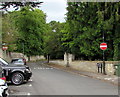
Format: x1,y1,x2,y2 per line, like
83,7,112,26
1,0,67,23
40,0,67,23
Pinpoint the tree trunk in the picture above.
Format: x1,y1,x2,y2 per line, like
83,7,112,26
47,54,50,63
66,53,70,67
28,56,30,62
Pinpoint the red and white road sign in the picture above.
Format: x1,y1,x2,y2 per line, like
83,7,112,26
2,46,8,50
100,43,107,50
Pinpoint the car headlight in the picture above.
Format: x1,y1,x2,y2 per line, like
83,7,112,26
25,69,31,73
0,79,5,86
26,69,29,71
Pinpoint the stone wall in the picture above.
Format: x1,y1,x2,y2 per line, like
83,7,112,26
30,56,45,61
50,60,119,75
10,52,45,61
64,53,74,64
11,52,24,58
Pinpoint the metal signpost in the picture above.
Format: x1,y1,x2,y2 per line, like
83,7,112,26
2,43,8,59
2,43,8,51
2,46,8,51
100,43,107,75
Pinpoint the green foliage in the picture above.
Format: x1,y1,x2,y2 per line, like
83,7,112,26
64,2,120,60
0,2,43,11
13,7,46,57
43,21,65,59
2,2,120,61
2,12,18,51
61,22,72,53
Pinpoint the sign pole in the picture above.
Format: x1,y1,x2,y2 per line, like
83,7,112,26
100,43,107,75
2,43,8,60
103,50,106,75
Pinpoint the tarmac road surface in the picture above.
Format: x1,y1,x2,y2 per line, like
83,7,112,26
9,61,118,96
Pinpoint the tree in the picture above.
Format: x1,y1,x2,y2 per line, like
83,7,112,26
65,2,120,61
97,2,120,61
65,2,101,60
43,21,65,61
0,2,43,11
2,13,18,52
13,7,46,61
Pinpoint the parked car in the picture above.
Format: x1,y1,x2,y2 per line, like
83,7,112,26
11,58,26,65
0,57,32,85
0,66,8,97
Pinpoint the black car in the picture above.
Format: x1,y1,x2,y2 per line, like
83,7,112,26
0,57,32,85
11,58,26,65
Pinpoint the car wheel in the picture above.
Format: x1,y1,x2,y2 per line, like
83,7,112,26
11,72,24,85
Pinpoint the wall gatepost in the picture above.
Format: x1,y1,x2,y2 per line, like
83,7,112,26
64,52,74,67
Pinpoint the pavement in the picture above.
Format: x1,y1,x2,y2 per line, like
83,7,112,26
47,62,119,86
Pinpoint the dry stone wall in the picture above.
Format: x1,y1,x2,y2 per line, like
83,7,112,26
10,52,45,61
50,60,119,76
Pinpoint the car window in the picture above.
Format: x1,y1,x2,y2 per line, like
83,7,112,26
11,59,17,63
18,59,23,62
0,58,9,65
12,59,23,62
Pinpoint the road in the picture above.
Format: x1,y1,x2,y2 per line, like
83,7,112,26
9,61,118,96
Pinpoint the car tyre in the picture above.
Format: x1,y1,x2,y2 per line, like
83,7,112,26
11,72,24,85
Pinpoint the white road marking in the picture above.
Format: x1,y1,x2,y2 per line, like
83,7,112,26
34,67,54,70
27,93,31,95
29,84,32,87
104,78,112,80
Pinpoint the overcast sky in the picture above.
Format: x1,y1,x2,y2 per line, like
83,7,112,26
1,0,67,23
40,0,67,23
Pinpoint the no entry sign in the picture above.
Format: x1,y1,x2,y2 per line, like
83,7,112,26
2,46,8,50
100,43,107,50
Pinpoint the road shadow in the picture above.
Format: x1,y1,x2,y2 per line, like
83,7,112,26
7,80,32,86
